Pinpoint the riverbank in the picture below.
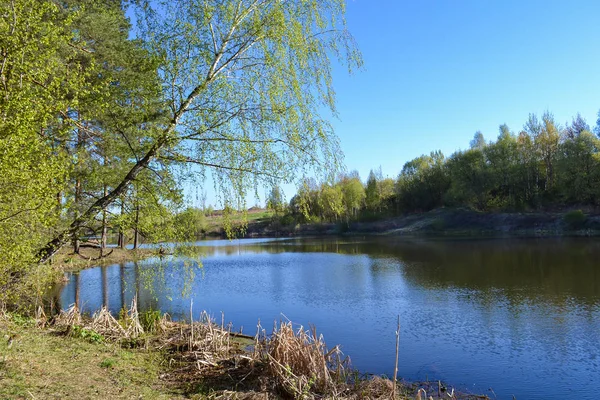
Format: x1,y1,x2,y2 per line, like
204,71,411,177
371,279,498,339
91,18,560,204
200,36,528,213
235,208,600,238
52,246,157,272
0,308,487,399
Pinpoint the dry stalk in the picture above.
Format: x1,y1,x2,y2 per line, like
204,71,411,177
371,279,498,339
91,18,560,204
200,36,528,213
253,318,264,359
393,315,400,398
157,312,172,333
35,305,47,328
189,299,194,349
91,306,126,339
264,321,348,397
54,304,82,327
125,296,144,338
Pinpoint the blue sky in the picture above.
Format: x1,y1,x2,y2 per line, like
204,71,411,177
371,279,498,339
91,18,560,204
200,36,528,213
333,0,600,179
185,0,600,208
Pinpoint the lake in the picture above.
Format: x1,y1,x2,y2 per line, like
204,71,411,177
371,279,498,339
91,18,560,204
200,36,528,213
56,237,600,399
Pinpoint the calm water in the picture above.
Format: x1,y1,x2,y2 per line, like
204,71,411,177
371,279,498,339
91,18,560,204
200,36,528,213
56,237,600,399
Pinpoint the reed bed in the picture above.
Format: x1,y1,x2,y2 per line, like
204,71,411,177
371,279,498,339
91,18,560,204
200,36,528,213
54,304,82,327
90,306,127,339
54,301,145,342
263,321,350,397
46,303,476,400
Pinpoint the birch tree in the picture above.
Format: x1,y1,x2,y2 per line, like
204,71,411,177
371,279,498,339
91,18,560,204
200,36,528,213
38,0,361,261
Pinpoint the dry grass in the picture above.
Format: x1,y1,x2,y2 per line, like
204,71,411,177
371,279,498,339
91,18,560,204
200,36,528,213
54,303,82,327
263,321,349,397
2,305,486,400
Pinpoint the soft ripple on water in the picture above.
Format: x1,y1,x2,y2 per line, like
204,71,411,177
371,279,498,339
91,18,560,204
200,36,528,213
56,237,600,400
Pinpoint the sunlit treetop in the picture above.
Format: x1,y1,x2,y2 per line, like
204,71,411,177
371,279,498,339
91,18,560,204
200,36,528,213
131,0,363,207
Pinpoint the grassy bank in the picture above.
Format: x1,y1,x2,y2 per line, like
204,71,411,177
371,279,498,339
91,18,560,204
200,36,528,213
210,207,600,239
0,306,488,400
0,312,182,399
52,246,157,272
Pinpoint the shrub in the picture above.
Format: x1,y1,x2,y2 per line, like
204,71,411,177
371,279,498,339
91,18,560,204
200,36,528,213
71,325,104,344
139,309,161,333
99,358,116,369
564,210,587,229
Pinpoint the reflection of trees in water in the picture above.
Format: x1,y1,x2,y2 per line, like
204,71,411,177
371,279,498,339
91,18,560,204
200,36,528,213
227,237,600,306
385,238,600,305
58,237,600,315
171,237,600,305
136,257,200,310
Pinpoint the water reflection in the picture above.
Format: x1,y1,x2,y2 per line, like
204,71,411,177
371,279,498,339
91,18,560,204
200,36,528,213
57,237,600,400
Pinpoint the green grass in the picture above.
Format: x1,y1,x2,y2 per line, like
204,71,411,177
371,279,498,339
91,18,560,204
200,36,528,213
204,208,275,236
0,314,185,399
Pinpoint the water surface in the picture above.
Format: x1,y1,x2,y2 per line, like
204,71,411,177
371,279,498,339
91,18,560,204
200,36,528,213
56,237,600,399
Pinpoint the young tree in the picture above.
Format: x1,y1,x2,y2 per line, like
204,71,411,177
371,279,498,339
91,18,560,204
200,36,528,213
445,148,490,209
339,174,365,220
565,113,590,139
556,131,600,205
470,131,486,150
514,130,540,208
318,184,344,222
537,112,561,192
267,186,285,215
484,125,518,208
365,170,380,211
38,0,362,261
396,151,449,212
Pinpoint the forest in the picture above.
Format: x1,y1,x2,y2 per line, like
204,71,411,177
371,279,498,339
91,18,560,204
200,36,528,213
278,112,600,224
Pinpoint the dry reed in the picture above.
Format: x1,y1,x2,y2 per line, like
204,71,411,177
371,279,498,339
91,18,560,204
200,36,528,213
35,305,47,328
264,321,349,397
124,296,144,338
54,304,82,327
393,315,400,398
91,306,126,339
47,304,475,399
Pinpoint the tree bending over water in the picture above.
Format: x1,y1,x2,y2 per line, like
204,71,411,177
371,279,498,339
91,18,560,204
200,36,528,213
37,0,362,262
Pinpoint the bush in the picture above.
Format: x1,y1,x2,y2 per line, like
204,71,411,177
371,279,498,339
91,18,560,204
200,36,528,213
99,358,117,369
71,326,104,344
430,217,446,231
139,309,161,333
564,210,587,229
279,214,296,227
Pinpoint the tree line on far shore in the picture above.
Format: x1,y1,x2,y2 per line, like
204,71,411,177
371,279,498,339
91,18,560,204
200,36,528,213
265,111,600,224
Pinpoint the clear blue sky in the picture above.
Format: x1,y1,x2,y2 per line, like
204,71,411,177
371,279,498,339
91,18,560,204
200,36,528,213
333,0,600,179
186,0,600,208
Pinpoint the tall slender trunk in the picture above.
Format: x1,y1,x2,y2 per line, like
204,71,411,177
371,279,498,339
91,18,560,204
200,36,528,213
118,197,125,249
120,263,126,311
75,273,80,309
37,79,211,263
101,266,108,307
73,178,81,254
133,200,140,250
100,184,108,257
73,113,84,254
